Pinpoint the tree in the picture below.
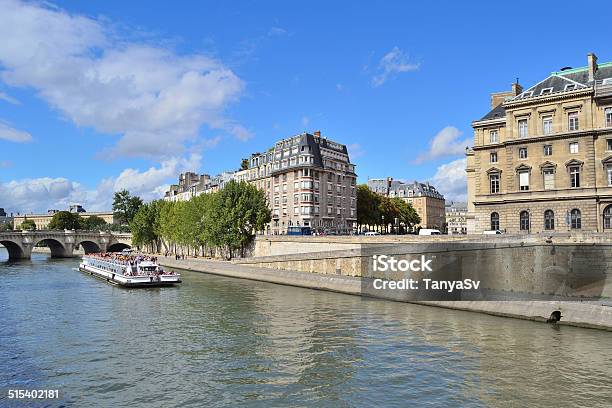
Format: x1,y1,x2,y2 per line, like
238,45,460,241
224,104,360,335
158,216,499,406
215,180,271,259
356,184,381,231
240,158,249,170
391,197,420,233
20,218,36,231
48,211,81,230
113,190,143,226
131,202,159,252
81,215,108,231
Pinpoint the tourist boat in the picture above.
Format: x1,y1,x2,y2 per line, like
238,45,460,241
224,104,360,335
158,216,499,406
78,252,181,287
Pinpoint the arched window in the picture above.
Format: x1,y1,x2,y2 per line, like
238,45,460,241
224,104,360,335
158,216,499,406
490,212,500,231
604,205,612,229
520,211,530,231
544,210,555,230
570,209,581,229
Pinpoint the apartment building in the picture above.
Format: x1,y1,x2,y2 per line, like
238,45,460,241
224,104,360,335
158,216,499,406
445,202,467,234
234,131,357,235
466,53,612,233
367,178,446,229
164,172,233,202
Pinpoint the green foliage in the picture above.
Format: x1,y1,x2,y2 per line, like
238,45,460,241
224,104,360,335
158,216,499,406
357,184,381,227
356,184,420,233
0,222,13,232
47,211,81,230
130,181,271,259
81,215,108,231
113,190,143,226
20,218,36,231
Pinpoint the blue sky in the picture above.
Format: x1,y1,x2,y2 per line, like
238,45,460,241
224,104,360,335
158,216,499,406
1,0,611,213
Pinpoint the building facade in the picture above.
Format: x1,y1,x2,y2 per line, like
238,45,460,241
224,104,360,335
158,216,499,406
445,202,467,234
163,131,357,235
367,178,446,229
164,172,233,202
13,211,115,230
467,53,612,234
235,131,357,235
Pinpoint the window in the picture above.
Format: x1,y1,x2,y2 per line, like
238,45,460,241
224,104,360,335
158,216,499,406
569,142,579,154
607,139,612,151
540,87,553,96
544,210,555,230
520,211,530,231
490,152,498,163
543,168,555,190
490,212,500,231
569,166,580,188
518,119,528,138
544,144,552,156
519,171,530,191
490,130,499,143
604,205,612,229
519,147,528,159
570,209,581,229
490,174,500,194
542,116,553,135
606,108,612,127
568,112,579,131
564,84,576,91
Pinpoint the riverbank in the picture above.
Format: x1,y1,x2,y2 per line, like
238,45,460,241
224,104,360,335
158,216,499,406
158,256,612,332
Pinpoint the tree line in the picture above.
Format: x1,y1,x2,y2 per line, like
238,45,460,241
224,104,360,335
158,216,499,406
130,180,271,260
356,184,421,233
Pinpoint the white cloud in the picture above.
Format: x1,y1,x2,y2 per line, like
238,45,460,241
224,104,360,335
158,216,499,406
0,0,245,159
0,91,19,105
372,46,419,87
0,154,201,214
430,158,467,202
347,143,365,159
0,177,88,214
0,121,32,142
414,126,470,164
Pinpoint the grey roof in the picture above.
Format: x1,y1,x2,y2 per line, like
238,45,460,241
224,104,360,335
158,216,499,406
511,63,612,102
480,103,506,121
479,61,612,121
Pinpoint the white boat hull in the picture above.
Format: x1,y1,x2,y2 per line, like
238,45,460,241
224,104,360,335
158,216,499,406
79,263,181,287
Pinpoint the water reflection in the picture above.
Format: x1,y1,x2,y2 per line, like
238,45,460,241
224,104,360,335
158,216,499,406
1,248,611,407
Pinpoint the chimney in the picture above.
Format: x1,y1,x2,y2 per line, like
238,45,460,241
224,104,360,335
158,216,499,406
588,52,598,82
490,82,522,109
314,130,321,137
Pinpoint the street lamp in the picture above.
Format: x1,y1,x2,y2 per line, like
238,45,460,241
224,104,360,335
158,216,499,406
381,215,385,234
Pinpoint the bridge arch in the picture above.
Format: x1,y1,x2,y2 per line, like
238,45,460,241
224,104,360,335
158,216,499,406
107,242,131,252
76,240,101,254
34,238,71,258
0,240,26,260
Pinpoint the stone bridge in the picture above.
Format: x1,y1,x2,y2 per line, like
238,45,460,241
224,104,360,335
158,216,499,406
0,231,132,260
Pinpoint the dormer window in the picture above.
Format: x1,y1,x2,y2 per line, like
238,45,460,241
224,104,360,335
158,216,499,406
521,91,534,98
564,84,576,91
540,87,553,96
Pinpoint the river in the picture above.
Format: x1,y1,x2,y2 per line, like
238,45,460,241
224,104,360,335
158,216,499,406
1,249,611,407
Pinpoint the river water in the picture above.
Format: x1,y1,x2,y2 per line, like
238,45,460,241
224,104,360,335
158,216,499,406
1,249,611,408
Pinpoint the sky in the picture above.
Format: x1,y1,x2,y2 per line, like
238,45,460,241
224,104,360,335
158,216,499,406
0,0,611,214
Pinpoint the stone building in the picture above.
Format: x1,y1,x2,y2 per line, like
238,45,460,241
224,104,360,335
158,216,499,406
466,53,612,233
164,172,233,202
235,131,357,235
367,178,446,229
445,202,467,234
13,211,115,230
